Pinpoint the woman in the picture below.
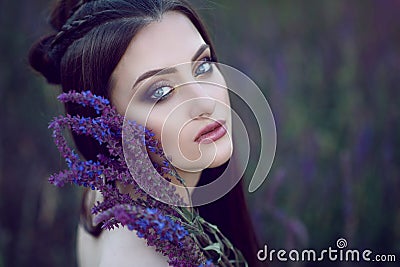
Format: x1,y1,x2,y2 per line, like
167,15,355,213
29,0,261,266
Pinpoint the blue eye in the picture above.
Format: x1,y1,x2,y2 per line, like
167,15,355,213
194,58,213,77
150,85,174,101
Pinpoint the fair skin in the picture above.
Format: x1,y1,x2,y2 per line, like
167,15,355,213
77,12,232,266
111,12,232,189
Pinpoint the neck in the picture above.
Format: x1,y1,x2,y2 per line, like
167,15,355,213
168,168,201,205
176,168,202,188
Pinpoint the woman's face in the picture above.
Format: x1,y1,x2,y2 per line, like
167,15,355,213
111,11,232,178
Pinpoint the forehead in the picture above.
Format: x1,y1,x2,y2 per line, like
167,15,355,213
113,11,206,83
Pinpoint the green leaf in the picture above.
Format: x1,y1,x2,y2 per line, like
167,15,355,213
203,242,221,252
203,243,222,262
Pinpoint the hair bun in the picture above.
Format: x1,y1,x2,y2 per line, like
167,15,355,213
29,0,84,84
28,35,61,84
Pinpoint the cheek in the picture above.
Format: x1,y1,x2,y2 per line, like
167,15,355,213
150,110,199,162
208,75,230,107
146,107,183,153
222,89,230,106
143,105,201,165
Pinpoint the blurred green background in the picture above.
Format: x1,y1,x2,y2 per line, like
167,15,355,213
1,0,399,266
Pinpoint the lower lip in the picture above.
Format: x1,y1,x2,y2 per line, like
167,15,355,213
196,124,227,144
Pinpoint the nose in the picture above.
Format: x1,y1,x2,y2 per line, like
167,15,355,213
181,82,216,119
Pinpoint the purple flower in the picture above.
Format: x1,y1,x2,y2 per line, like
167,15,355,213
48,91,246,267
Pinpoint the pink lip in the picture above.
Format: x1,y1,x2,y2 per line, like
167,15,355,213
194,120,227,144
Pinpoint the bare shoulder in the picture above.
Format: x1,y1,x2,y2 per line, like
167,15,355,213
77,223,170,267
77,190,169,267
100,226,169,267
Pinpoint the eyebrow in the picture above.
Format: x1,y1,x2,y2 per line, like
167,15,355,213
131,44,210,90
191,43,210,62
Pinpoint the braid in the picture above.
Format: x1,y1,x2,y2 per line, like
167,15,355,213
67,0,95,19
48,9,138,76
29,0,200,85
47,1,121,76
50,14,95,48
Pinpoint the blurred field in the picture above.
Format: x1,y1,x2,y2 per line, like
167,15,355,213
1,0,399,266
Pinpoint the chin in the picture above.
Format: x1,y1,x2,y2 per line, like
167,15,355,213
173,146,232,173
208,154,231,169
167,134,233,172
206,140,233,169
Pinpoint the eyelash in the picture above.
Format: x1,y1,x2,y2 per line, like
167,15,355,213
148,57,214,102
149,81,173,102
194,57,213,77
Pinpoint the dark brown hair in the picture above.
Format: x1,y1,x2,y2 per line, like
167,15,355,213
29,0,261,265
